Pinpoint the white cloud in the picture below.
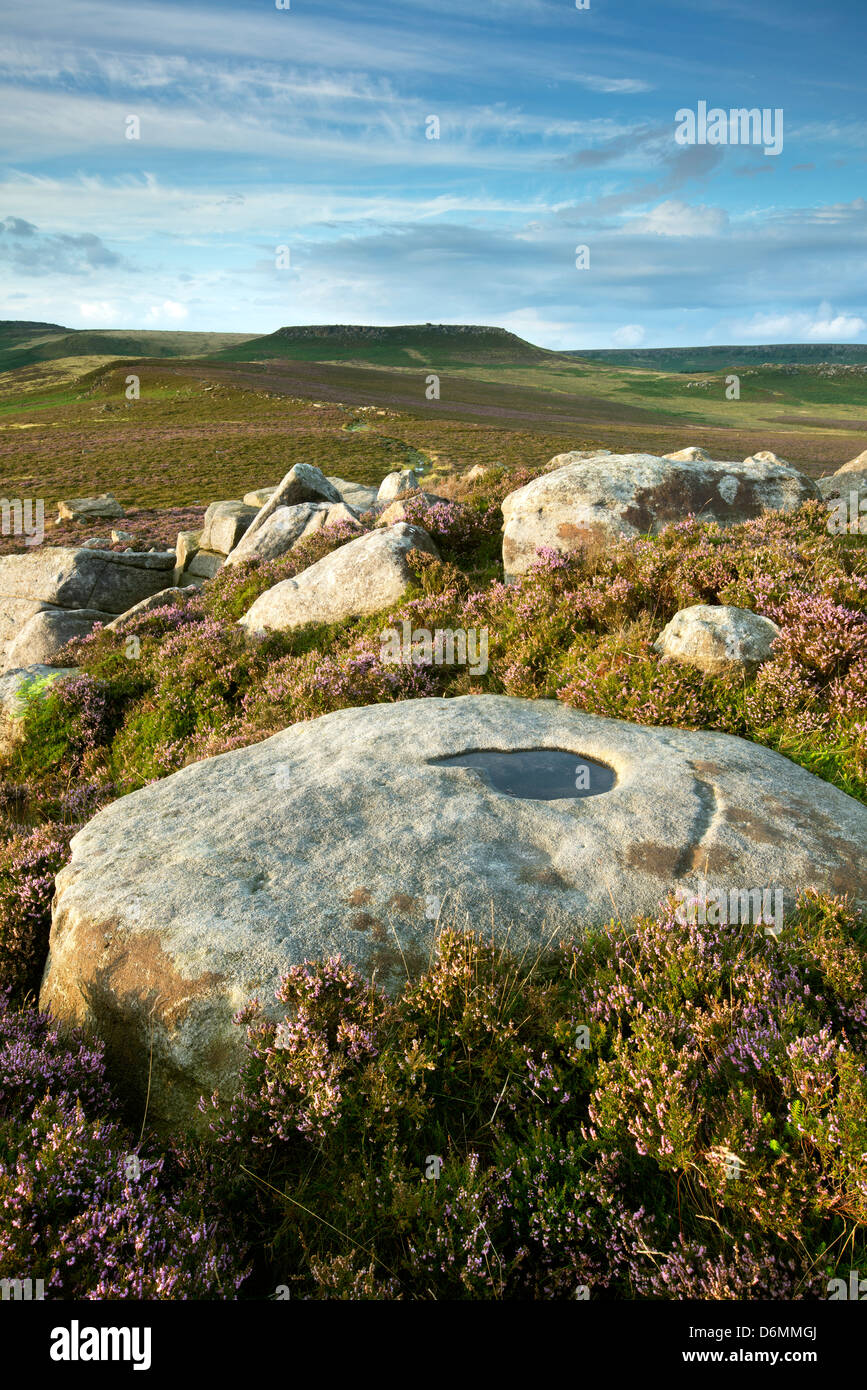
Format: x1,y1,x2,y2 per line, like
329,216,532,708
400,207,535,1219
144,299,188,323
624,200,728,237
573,75,653,94
495,308,578,350
78,300,120,323
730,302,867,341
611,324,645,347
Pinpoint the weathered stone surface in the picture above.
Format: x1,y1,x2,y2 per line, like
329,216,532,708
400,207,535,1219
376,493,446,526
500,452,820,579
744,451,790,467
110,530,136,544
464,465,489,482
39,694,867,1128
239,523,439,633
104,587,199,631
818,471,867,502
327,478,379,512
57,494,125,522
186,550,223,580
4,607,113,669
0,547,176,668
175,529,202,571
224,502,361,568
547,449,612,469
836,449,867,475
663,447,712,462
200,502,258,557
0,664,78,755
243,487,278,508
243,465,342,547
377,469,419,503
654,605,781,676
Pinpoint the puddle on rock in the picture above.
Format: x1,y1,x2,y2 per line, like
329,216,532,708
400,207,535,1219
434,748,616,801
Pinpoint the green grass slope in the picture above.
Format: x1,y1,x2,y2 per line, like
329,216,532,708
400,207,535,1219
211,322,559,368
567,343,867,372
0,323,257,373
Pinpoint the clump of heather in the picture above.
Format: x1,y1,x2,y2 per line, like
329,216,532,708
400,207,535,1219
396,493,503,563
17,599,284,787
197,892,864,1298
0,822,72,1001
6,496,864,802
0,991,248,1298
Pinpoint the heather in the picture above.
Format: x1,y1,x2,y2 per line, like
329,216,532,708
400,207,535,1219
6,494,862,804
0,469,864,1300
0,990,246,1298
190,890,866,1299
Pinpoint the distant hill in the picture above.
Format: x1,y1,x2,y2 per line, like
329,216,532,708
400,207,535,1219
1,318,866,377
0,322,257,372
210,323,558,368
565,343,867,372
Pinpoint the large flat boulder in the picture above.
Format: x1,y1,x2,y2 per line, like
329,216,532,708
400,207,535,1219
39,695,867,1129
500,452,820,579
239,523,439,633
0,548,176,668
224,502,361,568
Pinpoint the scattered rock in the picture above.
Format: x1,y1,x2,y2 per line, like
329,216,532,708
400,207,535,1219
654,605,781,675
243,465,342,549
39,693,867,1129
376,469,420,503
225,502,361,567
199,501,258,557
242,487,278,508
327,478,380,512
110,530,136,544
744,451,790,467
239,523,439,634
817,471,867,502
465,465,489,482
5,608,113,669
57,494,126,523
175,529,202,571
836,449,867,475
500,451,820,580
185,551,223,580
663,447,713,462
0,547,176,670
546,450,612,469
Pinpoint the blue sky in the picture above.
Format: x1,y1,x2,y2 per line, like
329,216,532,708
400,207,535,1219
0,0,864,348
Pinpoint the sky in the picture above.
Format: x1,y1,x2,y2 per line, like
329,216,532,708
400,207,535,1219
0,0,865,349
